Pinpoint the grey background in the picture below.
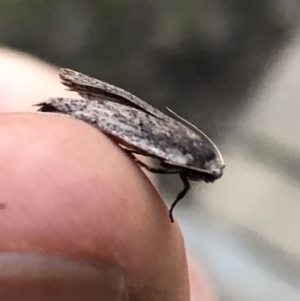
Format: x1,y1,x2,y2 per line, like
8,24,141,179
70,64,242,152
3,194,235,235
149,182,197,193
0,1,300,300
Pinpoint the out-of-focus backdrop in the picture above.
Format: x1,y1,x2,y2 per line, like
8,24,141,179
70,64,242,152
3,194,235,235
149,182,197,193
1,1,300,300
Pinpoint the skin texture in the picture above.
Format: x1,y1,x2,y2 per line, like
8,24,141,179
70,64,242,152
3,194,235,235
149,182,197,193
0,48,217,301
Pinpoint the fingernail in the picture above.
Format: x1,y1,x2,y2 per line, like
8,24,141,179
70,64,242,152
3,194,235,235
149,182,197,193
0,253,127,301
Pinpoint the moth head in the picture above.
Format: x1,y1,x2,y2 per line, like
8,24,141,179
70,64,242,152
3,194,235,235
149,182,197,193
202,157,225,181
184,162,224,183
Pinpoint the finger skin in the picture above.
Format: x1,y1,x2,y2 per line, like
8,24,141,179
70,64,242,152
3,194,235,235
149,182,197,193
0,113,189,301
0,48,74,112
188,258,218,301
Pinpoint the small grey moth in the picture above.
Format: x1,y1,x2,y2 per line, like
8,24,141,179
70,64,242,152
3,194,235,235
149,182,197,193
37,68,225,222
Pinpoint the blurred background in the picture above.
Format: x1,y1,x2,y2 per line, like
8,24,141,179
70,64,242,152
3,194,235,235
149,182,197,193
0,0,300,300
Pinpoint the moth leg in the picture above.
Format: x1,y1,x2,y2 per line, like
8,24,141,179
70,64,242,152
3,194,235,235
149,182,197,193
136,159,181,174
124,149,144,156
169,173,190,223
124,149,180,174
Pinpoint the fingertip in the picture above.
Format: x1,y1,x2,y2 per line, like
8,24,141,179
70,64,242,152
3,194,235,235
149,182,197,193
0,113,190,301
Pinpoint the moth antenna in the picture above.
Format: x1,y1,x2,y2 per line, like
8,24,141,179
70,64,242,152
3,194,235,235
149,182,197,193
166,107,224,165
187,167,214,175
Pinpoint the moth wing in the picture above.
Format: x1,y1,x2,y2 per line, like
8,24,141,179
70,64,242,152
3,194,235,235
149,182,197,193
59,68,166,119
37,97,210,168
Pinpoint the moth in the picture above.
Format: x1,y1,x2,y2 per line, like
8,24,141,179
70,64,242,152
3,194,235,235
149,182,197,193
37,68,225,222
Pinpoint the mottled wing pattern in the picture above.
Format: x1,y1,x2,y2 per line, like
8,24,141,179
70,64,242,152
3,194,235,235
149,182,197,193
60,69,167,119
37,98,214,169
